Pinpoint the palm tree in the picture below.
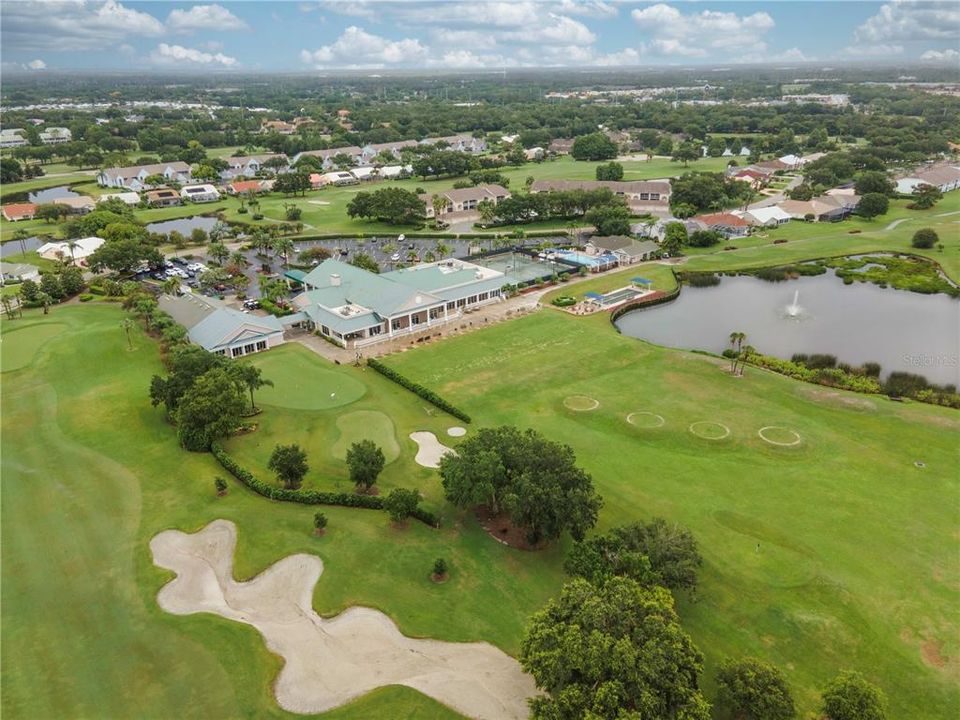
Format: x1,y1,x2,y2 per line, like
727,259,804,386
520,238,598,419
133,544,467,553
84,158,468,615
66,239,80,266
251,229,271,257
162,277,180,296
209,242,230,265
1,295,15,320
38,291,52,315
120,317,136,349
233,364,274,412
728,331,745,373
229,250,247,267
274,236,295,268
434,240,451,259
738,345,756,376
209,221,228,244
12,228,30,258
431,194,450,223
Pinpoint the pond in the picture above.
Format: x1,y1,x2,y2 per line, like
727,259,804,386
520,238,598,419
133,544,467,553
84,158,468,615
28,185,81,204
615,271,960,386
146,216,221,235
0,236,43,257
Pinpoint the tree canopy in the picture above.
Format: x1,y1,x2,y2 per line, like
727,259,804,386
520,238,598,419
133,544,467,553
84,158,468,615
820,672,886,720
174,367,246,451
439,426,601,544
346,439,385,491
346,187,424,225
716,657,796,720
520,577,710,720
571,132,618,161
268,443,309,490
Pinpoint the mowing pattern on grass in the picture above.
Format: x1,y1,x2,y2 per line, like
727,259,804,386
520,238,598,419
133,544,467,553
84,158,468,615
688,421,731,440
1,323,67,373
626,411,666,428
563,395,600,411
758,426,802,447
331,410,401,462
152,519,537,720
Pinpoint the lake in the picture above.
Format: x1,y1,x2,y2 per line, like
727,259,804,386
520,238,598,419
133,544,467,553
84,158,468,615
28,186,81,204
0,237,43,257
615,271,960,386
146,216,221,235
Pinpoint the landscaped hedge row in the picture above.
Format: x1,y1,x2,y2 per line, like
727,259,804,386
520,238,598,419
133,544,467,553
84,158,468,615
210,443,440,526
258,298,294,317
366,358,471,423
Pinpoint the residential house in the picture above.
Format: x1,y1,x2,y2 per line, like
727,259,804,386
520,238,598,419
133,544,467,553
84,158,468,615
97,191,141,206
737,206,792,226
97,161,192,191
227,180,265,195
585,236,660,264
378,165,411,179
777,194,858,222
729,168,768,190
898,164,960,194
292,146,364,169
180,184,221,203
311,171,358,188
548,138,575,155
0,128,28,148
39,127,72,144
420,184,511,218
1,203,38,222
359,140,419,164
530,179,671,211
293,258,506,348
0,262,41,285
37,236,105,263
350,166,379,182
50,196,95,214
144,188,182,208
260,119,296,135
692,212,751,237
158,293,285,357
754,159,789,173
525,147,545,161
219,153,289,181
421,134,486,153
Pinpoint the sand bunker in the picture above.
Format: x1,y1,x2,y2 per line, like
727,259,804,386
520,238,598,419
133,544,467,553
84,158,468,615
447,426,467,437
626,412,665,428
688,421,731,440
307,200,331,205
757,426,802,447
410,431,456,468
563,395,599,411
151,520,535,719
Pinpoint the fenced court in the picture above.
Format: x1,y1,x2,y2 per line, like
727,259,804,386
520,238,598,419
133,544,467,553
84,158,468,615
470,251,568,284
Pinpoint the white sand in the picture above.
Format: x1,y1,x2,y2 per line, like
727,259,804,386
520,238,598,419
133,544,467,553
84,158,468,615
447,426,467,437
409,431,456,468
307,200,331,205
151,520,536,720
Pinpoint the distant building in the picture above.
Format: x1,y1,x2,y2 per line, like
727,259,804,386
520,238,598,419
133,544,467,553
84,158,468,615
2,203,38,221
97,191,141,206
292,146,364,170
49,196,96,214
692,212,752,237
37,236,105,263
39,127,72,144
420,184,510,218
144,188,182,208
227,179,265,195
585,236,660,264
98,162,192,191
0,128,28,148
0,262,41,285
180,184,221,203
530,179,671,210
219,154,288,181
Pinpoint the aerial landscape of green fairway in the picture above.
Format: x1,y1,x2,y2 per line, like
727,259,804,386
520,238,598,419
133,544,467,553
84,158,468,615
2,284,957,718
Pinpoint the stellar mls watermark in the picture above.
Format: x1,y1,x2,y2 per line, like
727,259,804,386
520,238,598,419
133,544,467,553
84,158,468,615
901,353,959,369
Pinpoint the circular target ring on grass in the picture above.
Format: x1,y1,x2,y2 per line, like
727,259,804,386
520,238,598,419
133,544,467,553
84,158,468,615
626,412,665,428
564,395,600,411
688,421,731,440
758,426,802,446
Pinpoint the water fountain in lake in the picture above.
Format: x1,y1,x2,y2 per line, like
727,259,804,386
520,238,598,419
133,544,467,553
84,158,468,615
785,289,802,318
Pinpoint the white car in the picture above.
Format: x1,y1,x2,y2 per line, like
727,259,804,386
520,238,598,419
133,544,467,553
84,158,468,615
187,263,206,272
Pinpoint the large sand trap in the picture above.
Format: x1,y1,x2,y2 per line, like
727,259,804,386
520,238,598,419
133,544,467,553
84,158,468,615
151,520,536,719
409,431,455,468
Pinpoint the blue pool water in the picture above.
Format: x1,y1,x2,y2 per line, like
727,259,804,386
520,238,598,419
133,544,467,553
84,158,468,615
554,250,618,267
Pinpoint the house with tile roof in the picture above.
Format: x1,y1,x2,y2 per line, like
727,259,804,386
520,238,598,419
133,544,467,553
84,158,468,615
1,203,38,222
420,184,511,218
293,258,506,348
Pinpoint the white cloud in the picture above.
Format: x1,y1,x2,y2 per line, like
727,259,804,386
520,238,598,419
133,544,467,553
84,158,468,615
391,1,542,28
557,0,618,19
632,3,775,56
27,59,47,70
167,4,248,32
2,0,164,51
301,26,428,67
514,14,596,45
854,1,959,44
921,48,960,61
151,43,238,67
318,1,378,20
841,43,904,57
431,29,499,51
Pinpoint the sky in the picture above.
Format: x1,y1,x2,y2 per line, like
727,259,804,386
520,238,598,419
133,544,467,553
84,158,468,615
1,0,958,73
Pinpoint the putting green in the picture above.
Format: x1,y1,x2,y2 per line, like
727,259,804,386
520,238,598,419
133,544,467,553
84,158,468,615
331,410,400,463
1,323,67,373
250,346,366,410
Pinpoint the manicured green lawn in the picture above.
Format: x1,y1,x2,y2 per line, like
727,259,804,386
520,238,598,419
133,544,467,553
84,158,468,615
0,173,93,202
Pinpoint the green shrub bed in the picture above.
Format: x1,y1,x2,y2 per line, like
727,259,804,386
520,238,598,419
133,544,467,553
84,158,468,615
367,358,471,423
552,296,577,307
211,443,439,526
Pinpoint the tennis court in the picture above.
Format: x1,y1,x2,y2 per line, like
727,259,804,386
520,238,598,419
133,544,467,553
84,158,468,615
471,252,565,284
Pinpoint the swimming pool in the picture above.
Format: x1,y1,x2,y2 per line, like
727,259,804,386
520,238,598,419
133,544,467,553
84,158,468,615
553,250,619,268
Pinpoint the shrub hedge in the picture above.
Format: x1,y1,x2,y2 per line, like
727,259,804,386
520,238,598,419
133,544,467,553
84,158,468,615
366,358,471,423
210,442,439,526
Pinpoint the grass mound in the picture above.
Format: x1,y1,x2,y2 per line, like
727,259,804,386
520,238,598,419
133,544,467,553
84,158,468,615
331,411,400,463
758,426,802,446
688,421,731,440
626,412,666,429
563,395,600,411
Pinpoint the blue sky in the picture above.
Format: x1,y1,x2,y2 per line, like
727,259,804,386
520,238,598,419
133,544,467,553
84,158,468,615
2,1,958,72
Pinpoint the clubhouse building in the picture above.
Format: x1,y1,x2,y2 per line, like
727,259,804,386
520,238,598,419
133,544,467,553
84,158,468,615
291,258,507,348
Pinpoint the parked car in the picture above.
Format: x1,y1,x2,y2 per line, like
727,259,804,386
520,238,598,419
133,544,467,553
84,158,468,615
242,299,260,310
